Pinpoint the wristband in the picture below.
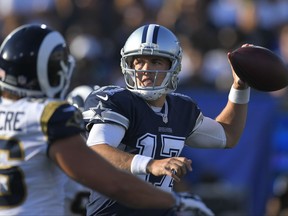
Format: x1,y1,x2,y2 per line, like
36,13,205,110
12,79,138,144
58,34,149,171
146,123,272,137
130,154,152,175
228,86,250,104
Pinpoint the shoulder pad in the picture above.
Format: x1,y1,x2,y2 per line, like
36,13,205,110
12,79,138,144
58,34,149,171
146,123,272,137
93,85,125,96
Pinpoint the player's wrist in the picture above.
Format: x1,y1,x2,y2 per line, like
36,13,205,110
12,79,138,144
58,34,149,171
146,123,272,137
228,85,250,104
130,154,152,175
233,80,249,90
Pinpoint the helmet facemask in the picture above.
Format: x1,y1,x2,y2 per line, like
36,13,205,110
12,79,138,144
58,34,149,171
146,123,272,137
121,54,179,101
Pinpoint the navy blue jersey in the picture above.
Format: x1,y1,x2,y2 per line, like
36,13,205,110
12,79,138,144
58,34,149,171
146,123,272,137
83,86,201,216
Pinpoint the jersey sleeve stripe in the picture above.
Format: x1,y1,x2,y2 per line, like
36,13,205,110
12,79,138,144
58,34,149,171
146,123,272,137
40,101,66,134
83,110,129,129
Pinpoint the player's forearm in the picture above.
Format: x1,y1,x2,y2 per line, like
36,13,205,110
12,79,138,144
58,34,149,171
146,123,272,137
216,101,248,148
111,172,176,209
75,149,176,209
51,136,176,209
90,144,134,172
87,156,176,209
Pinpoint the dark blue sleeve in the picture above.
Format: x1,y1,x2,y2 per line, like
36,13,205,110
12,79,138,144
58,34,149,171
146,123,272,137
41,101,85,143
83,86,131,131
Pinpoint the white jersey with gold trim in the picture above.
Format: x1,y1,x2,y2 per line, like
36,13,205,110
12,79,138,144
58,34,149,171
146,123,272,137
0,97,84,215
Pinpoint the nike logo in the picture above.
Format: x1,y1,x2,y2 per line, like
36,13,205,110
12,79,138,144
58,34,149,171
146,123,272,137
96,94,109,101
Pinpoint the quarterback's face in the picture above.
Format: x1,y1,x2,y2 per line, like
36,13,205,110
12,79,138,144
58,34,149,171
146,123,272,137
132,55,171,87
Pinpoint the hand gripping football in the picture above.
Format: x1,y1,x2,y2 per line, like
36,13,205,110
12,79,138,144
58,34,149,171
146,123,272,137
228,45,288,91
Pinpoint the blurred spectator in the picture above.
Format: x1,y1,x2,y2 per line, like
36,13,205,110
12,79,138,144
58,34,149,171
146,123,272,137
266,98,288,216
1,0,288,91
201,49,233,90
207,0,239,28
177,34,204,89
257,0,288,31
265,175,288,216
269,24,288,100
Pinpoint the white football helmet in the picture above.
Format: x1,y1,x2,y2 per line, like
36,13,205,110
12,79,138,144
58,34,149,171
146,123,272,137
120,24,182,100
66,85,97,111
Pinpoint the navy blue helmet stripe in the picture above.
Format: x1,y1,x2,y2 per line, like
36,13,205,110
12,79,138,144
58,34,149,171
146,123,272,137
141,25,149,43
152,25,160,44
141,24,160,44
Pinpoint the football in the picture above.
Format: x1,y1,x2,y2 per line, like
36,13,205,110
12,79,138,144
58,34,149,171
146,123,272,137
228,45,288,91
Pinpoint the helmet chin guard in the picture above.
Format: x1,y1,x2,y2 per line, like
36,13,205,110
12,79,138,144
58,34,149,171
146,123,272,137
120,24,182,101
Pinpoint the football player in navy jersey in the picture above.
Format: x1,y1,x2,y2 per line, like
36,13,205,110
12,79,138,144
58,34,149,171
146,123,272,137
0,24,203,216
83,24,250,215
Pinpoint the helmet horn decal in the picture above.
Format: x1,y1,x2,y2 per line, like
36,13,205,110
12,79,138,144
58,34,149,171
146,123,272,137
37,31,66,98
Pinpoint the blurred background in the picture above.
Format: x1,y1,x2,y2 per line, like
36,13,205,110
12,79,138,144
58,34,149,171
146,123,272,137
1,0,288,215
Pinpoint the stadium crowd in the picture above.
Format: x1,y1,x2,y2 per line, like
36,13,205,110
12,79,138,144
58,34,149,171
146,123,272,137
1,0,288,93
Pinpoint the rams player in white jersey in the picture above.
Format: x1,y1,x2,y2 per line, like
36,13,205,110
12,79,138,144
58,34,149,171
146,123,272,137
0,24,205,215
83,24,250,215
